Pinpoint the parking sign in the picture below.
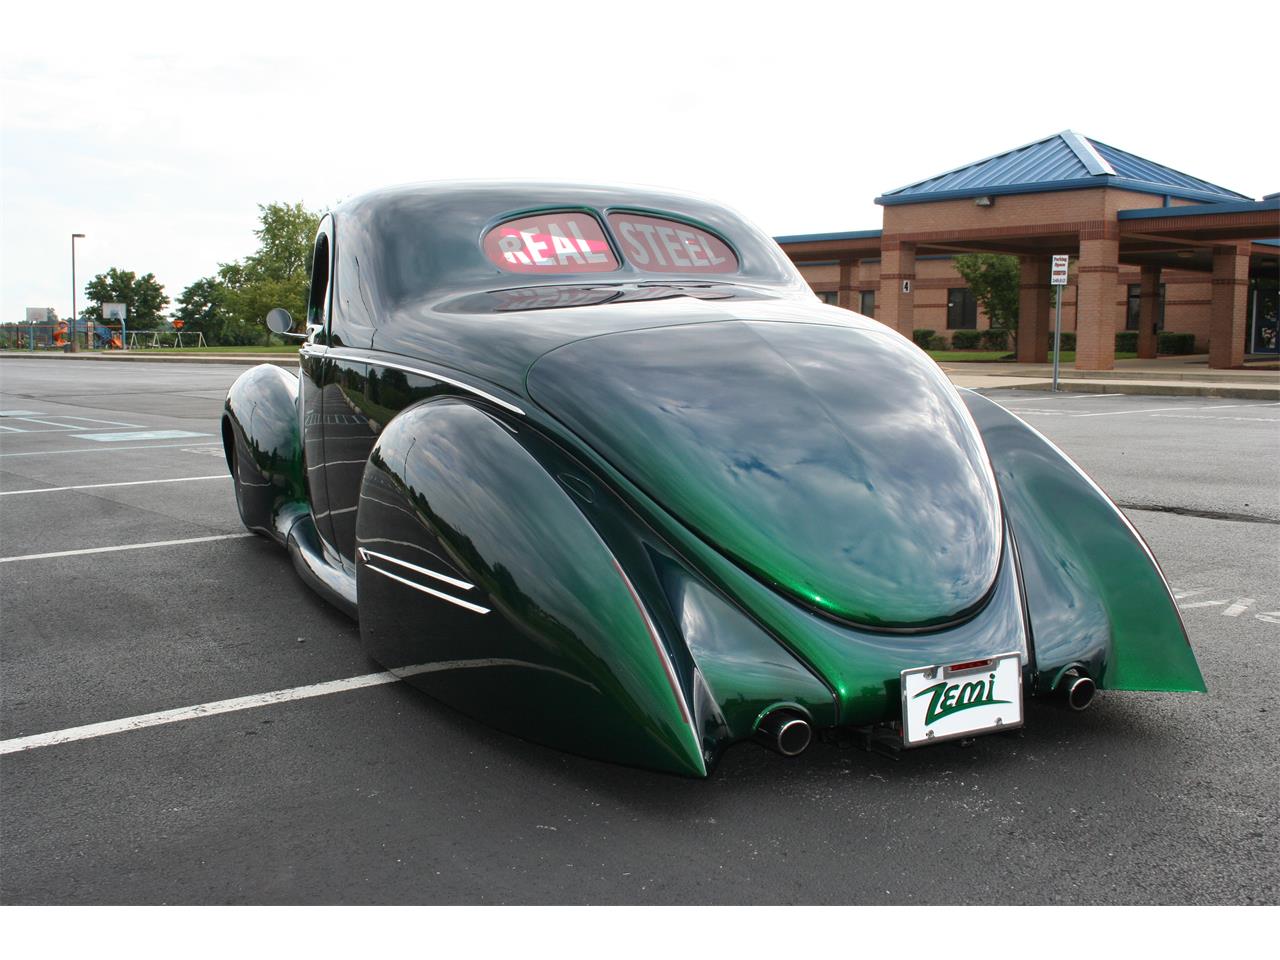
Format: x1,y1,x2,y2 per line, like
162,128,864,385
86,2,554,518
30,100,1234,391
1051,255,1070,285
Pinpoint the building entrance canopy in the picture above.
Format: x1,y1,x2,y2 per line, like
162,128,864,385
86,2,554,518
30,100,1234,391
777,132,1280,369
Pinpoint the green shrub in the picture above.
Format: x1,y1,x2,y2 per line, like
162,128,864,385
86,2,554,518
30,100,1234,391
951,329,982,350
931,333,949,350
1115,331,1138,352
1048,331,1077,351
912,328,936,348
980,329,1009,351
1158,332,1197,355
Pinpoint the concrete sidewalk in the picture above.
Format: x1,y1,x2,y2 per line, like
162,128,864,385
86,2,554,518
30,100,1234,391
941,354,1278,400
0,349,297,368
4,348,1278,399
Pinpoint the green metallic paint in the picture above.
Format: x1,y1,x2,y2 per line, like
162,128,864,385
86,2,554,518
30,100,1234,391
962,390,1205,693
527,320,1003,629
356,399,708,777
221,363,306,542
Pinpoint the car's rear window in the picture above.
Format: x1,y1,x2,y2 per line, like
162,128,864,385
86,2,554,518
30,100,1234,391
482,212,618,274
606,212,738,274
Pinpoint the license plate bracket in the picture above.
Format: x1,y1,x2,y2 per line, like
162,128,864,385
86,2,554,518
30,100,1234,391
900,652,1024,747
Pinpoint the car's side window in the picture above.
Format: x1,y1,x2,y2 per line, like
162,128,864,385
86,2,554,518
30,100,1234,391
307,221,333,343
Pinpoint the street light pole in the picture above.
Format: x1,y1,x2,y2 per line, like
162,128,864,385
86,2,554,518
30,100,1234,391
71,233,85,352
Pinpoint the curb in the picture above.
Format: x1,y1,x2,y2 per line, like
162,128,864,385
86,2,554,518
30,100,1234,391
0,352,296,368
998,379,1280,401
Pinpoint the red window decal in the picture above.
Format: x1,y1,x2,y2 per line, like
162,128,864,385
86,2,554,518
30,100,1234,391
606,213,738,274
483,213,618,274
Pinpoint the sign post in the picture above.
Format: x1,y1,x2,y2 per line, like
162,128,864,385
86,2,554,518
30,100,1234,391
1050,254,1069,392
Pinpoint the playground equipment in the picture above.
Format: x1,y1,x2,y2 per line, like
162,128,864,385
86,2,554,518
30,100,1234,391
3,321,208,351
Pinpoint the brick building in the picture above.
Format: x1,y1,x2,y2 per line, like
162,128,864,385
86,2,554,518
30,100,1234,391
776,132,1279,369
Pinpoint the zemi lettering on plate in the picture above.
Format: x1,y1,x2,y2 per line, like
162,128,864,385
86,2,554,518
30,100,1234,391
913,673,1008,726
497,218,609,267
611,218,726,269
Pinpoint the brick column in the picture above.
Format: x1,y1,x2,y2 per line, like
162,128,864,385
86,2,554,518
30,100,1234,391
1208,243,1250,369
878,240,915,336
1137,265,1161,359
1074,229,1120,370
1017,256,1051,363
837,259,856,310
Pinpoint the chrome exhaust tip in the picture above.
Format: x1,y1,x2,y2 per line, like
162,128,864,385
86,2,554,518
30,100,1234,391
755,710,812,757
1065,675,1097,711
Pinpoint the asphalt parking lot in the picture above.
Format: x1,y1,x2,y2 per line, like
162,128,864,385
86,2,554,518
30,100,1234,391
1,358,1277,905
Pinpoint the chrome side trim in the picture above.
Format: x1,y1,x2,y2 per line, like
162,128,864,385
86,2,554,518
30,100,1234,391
322,349,526,416
357,547,475,591
363,562,491,615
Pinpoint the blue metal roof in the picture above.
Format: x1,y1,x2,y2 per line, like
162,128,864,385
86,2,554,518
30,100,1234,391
1118,195,1280,220
877,131,1251,206
773,229,882,244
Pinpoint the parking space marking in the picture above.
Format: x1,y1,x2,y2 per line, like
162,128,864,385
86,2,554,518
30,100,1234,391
0,671,401,755
1150,413,1280,423
73,430,211,442
58,415,147,427
0,441,222,458
3,416,85,429
995,393,1111,403
0,659,587,755
0,533,254,564
0,475,229,497
1072,405,1214,418
0,410,46,417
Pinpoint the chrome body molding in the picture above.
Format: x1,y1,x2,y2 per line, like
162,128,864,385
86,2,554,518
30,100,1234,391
357,547,476,592
302,345,526,416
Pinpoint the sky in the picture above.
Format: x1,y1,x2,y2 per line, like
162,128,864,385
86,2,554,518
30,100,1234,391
2,0,1277,324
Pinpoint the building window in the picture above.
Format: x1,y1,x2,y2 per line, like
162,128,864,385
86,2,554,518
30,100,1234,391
859,290,875,318
947,288,977,329
817,290,839,305
1126,283,1166,331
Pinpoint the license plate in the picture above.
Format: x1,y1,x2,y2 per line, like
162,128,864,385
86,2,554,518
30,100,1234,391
901,652,1023,747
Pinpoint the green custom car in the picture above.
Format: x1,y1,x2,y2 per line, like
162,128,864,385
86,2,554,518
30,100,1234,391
223,181,1204,777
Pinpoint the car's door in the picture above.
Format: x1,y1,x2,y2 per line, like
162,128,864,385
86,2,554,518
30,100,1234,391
299,217,337,550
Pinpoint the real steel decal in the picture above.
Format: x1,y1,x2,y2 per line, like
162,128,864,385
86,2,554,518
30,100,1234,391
482,213,618,274
481,211,739,275
606,213,738,274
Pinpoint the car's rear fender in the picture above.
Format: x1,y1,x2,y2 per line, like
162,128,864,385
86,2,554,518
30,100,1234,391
354,396,835,775
961,390,1205,693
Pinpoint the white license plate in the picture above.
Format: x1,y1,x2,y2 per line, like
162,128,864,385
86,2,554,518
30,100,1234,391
901,652,1023,747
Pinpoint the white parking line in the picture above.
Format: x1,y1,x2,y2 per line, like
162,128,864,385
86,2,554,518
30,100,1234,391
996,393,1111,404
4,416,85,429
0,659,565,755
59,415,146,427
0,533,254,564
0,475,229,497
0,671,401,755
0,441,222,458
1072,406,1203,418
73,430,211,442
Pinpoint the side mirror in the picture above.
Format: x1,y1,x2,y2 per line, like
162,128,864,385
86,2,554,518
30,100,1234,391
265,308,295,335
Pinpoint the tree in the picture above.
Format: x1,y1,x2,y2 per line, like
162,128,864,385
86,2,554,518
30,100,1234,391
172,275,225,333
173,201,322,345
81,268,170,329
243,202,318,283
952,254,1020,349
